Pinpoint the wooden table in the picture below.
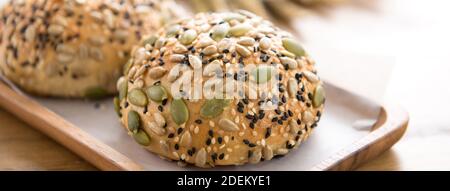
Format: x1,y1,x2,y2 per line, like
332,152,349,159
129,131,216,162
1,0,449,170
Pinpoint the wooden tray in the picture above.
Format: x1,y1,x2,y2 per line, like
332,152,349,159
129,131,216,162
0,80,408,171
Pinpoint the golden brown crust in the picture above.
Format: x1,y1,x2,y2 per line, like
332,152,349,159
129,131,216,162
117,11,325,167
0,0,176,98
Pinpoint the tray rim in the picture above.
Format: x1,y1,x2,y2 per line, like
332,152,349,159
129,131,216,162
0,81,408,171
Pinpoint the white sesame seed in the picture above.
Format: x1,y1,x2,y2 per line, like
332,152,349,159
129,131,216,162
224,136,230,143
194,126,199,134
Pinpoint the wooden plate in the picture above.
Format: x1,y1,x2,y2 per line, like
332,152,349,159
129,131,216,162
0,81,408,171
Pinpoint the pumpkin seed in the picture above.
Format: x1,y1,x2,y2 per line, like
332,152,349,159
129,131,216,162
171,99,189,125
218,118,240,132
149,66,167,79
263,146,273,160
235,44,251,57
132,129,151,146
259,37,271,50
211,23,229,41
85,87,108,99
118,78,128,101
166,24,181,37
282,38,305,57
173,44,188,54
252,65,273,84
127,110,140,134
146,85,168,103
200,99,230,118
179,29,197,45
128,89,148,107
180,131,192,147
195,148,207,167
229,23,252,37
170,54,185,63
303,71,319,83
123,59,133,75
196,36,214,48
141,35,157,46
188,55,202,69
313,84,325,108
113,97,121,117
287,78,298,97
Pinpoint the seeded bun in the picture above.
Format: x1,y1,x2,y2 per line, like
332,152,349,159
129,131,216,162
116,11,325,168
0,0,179,98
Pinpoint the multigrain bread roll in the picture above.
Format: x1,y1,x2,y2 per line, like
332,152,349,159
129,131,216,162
0,0,179,98
116,11,325,167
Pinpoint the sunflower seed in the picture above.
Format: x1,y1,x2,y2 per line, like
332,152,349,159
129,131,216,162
196,36,214,48
238,37,255,46
171,99,189,125
128,89,148,107
127,110,140,134
179,29,197,45
302,110,314,125
229,23,252,37
146,85,168,103
154,112,166,127
202,45,217,56
25,25,36,42
280,57,298,69
217,38,233,52
57,53,73,63
48,25,64,35
179,131,192,147
259,37,271,50
173,44,188,54
287,78,298,97
188,55,202,69
249,149,262,164
132,129,151,146
203,60,222,77
200,99,230,118
282,38,305,57
90,11,103,23
313,84,325,108
303,71,319,83
148,121,166,136
170,54,185,63
149,67,167,79
223,13,245,22
235,44,251,57
211,23,230,41
289,119,300,134
195,148,207,167
275,148,289,155
218,118,240,132
263,146,273,160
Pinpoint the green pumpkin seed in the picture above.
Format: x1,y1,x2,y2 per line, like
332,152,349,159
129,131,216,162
179,29,197,45
200,99,230,118
313,84,325,108
229,24,252,37
128,89,148,107
132,129,151,146
113,96,121,117
118,79,128,101
211,23,229,41
123,59,133,75
141,35,157,46
171,99,189,125
166,24,181,37
252,66,273,84
282,38,305,57
85,87,108,99
146,85,168,103
127,110,140,134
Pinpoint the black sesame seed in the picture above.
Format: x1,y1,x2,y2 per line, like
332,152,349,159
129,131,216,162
168,133,174,138
143,106,148,114
265,128,272,138
249,122,255,129
237,107,244,113
208,130,213,137
248,150,253,158
245,114,254,120
286,141,294,149
277,120,283,125
306,102,312,107
175,144,179,150
219,153,225,160
124,102,129,108
195,119,202,124
211,153,217,161
192,147,196,153
206,138,211,145
177,127,183,135
295,135,300,141
218,137,223,144
158,105,164,112
242,98,249,104
248,143,256,147
162,99,168,106
188,150,193,156
297,119,302,125
275,109,281,115
243,139,250,145
272,117,278,122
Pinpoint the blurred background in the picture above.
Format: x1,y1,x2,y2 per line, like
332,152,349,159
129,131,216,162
1,0,449,170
